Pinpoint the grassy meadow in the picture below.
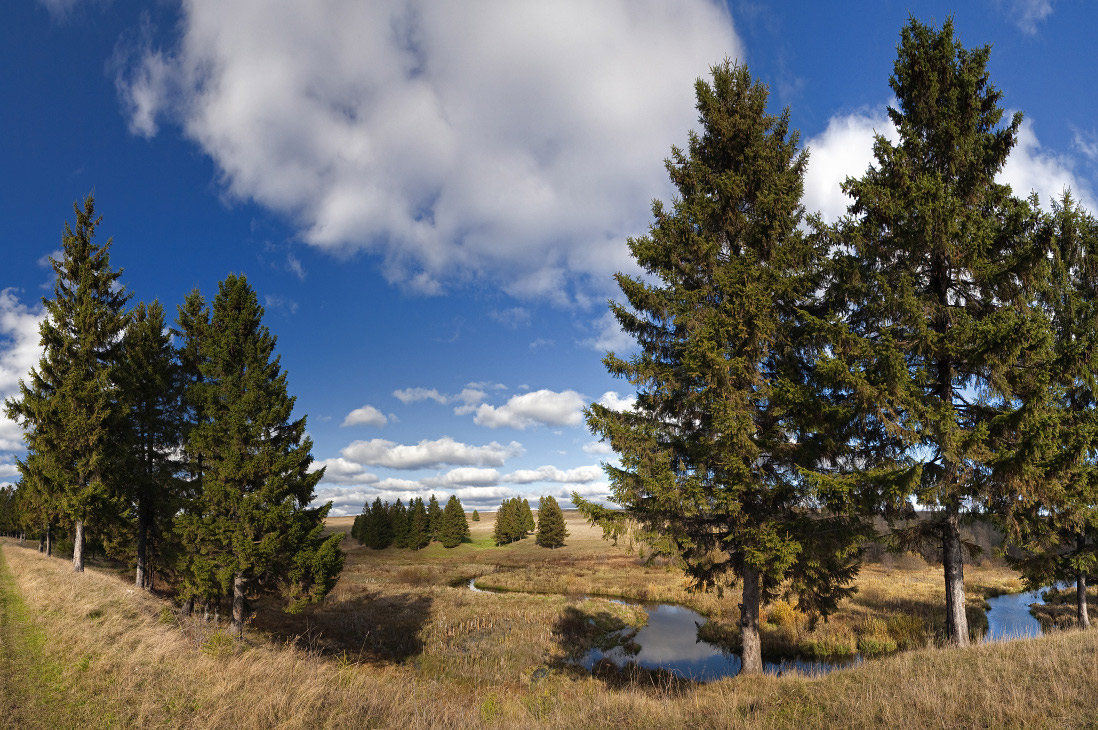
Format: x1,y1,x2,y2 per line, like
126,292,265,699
2,511,1096,729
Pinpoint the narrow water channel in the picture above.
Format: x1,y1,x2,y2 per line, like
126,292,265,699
468,576,1050,681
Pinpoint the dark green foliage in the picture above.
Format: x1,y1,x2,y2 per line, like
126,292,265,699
408,497,430,550
997,195,1098,620
822,18,1049,644
535,496,568,548
390,499,409,548
4,196,131,572
493,497,527,545
439,495,470,548
426,494,442,541
117,300,183,589
471,509,480,522
584,61,870,672
521,499,535,534
176,274,342,627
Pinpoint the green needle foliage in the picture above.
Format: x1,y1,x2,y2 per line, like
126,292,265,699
493,497,527,545
584,61,866,674
535,496,567,548
5,196,131,573
521,498,535,534
823,18,1051,646
998,195,1098,628
471,509,480,522
427,494,442,541
177,274,342,635
439,495,470,548
117,301,183,590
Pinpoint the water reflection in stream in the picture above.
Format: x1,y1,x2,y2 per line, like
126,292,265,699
468,577,1046,682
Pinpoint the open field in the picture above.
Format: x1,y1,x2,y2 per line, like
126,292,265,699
3,516,1095,729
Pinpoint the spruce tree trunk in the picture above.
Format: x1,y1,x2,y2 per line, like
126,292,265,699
45,522,52,558
72,519,85,572
181,598,193,617
135,498,148,590
942,513,968,645
1078,572,1090,629
740,562,763,675
231,573,246,639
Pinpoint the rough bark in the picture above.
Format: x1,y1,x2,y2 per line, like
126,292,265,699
181,598,193,617
72,520,85,573
44,523,52,558
231,573,246,639
942,513,968,645
1078,572,1090,630
134,499,148,590
740,562,763,675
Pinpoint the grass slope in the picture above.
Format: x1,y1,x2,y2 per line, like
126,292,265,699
3,529,1098,728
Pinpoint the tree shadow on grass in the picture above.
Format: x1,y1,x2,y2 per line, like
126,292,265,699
251,589,433,663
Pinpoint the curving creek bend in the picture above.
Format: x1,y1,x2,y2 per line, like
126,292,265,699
466,577,1047,682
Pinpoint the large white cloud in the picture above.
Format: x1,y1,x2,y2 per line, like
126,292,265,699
503,464,602,484
804,108,1094,223
341,436,523,470
115,0,741,297
472,388,586,429
0,290,45,453
341,404,388,428
310,457,378,485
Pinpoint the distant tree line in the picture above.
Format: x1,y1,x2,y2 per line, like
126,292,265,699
1,197,342,638
581,17,1098,675
352,494,470,549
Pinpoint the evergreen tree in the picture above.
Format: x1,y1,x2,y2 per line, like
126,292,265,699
493,497,528,545
427,494,442,541
373,497,394,548
584,61,867,674
408,497,430,549
825,19,1050,646
178,274,343,636
535,496,568,548
998,195,1098,628
521,498,535,534
5,196,131,572
390,499,409,548
472,509,480,522
439,495,470,548
118,300,183,590
351,512,364,543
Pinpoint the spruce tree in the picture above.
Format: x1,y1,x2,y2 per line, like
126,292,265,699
5,196,131,572
535,496,568,548
179,274,343,636
584,61,867,674
825,18,1050,646
521,498,535,534
998,195,1098,628
439,495,470,548
472,509,480,522
118,301,182,590
427,494,442,541
373,497,394,548
408,497,430,549
390,499,409,548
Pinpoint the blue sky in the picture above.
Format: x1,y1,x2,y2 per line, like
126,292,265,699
1,0,1095,515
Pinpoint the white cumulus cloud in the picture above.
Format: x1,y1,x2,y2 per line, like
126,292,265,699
503,464,602,484
309,457,379,486
472,388,586,429
341,404,388,427
341,436,523,470
393,387,449,405
114,0,741,298
0,290,45,453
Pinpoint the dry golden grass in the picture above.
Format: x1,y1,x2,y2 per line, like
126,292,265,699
4,518,1096,730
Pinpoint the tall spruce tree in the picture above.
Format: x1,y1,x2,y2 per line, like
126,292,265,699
439,495,470,548
427,494,442,541
998,194,1098,628
825,18,1050,645
584,61,867,674
5,196,131,572
535,495,567,548
520,498,535,534
118,301,182,590
390,499,409,548
179,274,343,636
408,497,430,549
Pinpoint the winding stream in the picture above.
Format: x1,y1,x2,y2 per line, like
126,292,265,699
467,577,1045,681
